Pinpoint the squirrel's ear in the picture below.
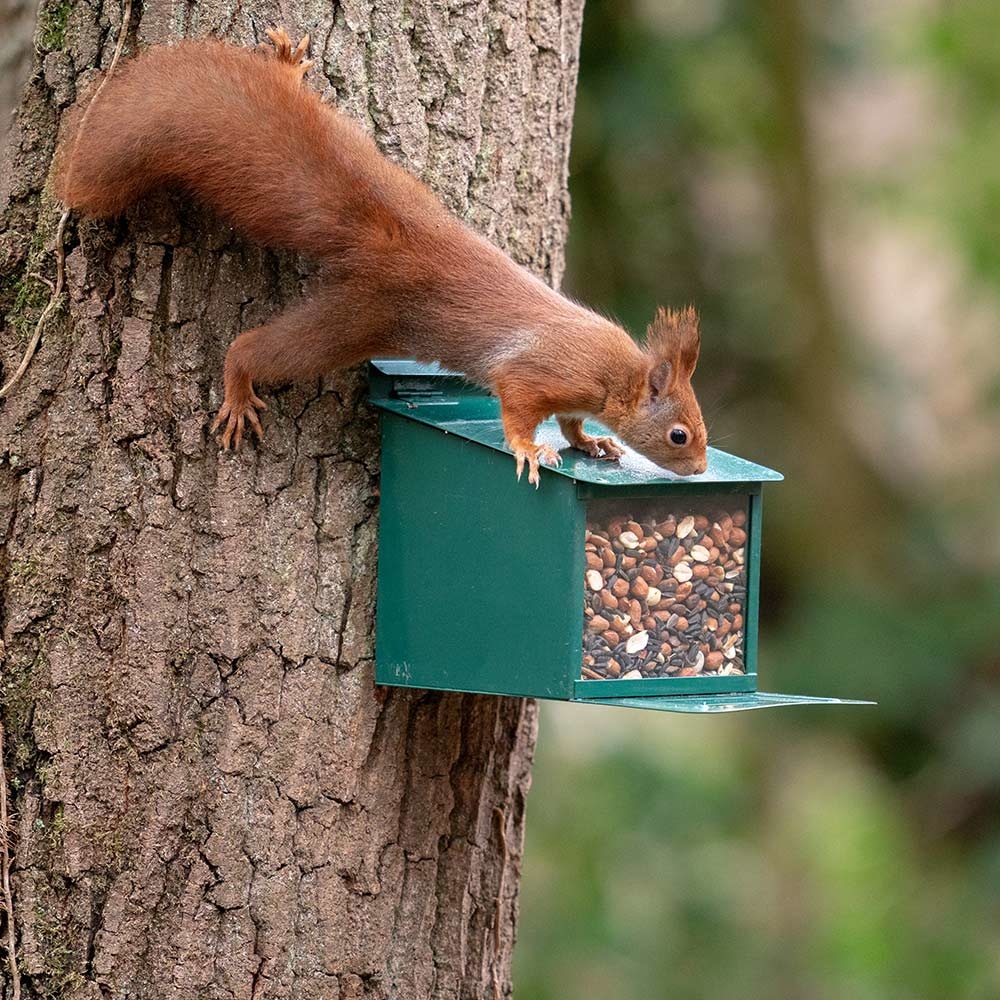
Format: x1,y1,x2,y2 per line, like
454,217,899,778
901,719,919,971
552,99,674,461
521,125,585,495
648,359,673,400
646,305,701,379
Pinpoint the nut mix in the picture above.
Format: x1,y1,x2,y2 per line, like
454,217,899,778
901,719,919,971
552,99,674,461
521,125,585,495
582,506,748,680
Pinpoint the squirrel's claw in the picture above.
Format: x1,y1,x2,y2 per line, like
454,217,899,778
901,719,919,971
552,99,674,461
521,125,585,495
557,418,624,463
571,433,624,462
589,436,624,461
537,444,562,468
513,442,562,488
212,390,267,452
265,28,312,75
291,33,311,64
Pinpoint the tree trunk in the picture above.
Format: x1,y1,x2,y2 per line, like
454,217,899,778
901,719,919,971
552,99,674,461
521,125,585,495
0,0,37,146
0,2,582,996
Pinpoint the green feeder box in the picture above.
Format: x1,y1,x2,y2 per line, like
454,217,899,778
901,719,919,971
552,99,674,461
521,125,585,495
370,361,871,713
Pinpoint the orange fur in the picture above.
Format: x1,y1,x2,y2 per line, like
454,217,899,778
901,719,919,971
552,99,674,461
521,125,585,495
56,30,708,480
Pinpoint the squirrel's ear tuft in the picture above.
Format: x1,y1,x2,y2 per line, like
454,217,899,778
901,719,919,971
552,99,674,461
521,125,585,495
645,305,701,379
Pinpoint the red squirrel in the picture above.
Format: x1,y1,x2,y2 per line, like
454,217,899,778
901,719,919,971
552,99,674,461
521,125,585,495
56,29,708,485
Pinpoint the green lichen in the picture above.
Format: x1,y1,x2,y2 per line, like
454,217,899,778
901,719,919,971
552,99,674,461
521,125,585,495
1,273,52,342
92,824,126,866
36,0,72,52
0,270,26,326
1,642,45,775
42,804,67,851
32,808,65,846
32,902,86,996
8,556,39,583
2,667,36,772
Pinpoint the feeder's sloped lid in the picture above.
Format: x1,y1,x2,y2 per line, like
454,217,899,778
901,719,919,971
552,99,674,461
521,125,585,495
369,359,783,486
579,692,876,714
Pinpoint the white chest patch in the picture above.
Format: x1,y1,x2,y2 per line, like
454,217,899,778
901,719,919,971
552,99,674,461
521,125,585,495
481,329,540,378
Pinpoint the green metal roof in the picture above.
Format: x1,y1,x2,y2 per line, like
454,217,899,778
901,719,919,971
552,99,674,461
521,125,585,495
369,359,783,486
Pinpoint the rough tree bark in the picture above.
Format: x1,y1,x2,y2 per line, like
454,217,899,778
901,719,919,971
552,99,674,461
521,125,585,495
0,0,37,146
0,1,583,997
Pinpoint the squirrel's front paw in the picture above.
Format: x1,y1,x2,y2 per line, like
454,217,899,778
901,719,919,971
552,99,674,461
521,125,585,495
557,418,624,462
578,434,624,461
513,442,562,488
211,390,268,451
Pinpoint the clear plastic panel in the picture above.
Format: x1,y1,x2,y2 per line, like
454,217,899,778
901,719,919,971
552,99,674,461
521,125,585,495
582,497,749,681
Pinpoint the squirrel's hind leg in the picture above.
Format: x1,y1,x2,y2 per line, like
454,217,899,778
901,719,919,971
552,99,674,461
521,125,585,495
211,293,381,451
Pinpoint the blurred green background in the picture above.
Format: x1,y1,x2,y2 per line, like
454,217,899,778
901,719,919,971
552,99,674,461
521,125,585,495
515,1,1000,998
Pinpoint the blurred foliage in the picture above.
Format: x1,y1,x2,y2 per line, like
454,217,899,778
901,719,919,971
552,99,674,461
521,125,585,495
516,1,1000,997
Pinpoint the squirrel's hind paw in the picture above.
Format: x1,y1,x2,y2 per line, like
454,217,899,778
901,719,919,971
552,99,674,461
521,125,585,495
211,390,268,452
265,28,313,75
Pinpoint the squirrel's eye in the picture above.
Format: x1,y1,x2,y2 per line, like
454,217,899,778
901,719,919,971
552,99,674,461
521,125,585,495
669,426,688,447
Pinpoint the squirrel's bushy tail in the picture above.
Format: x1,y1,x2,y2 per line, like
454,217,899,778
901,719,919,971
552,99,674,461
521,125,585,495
56,38,427,258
